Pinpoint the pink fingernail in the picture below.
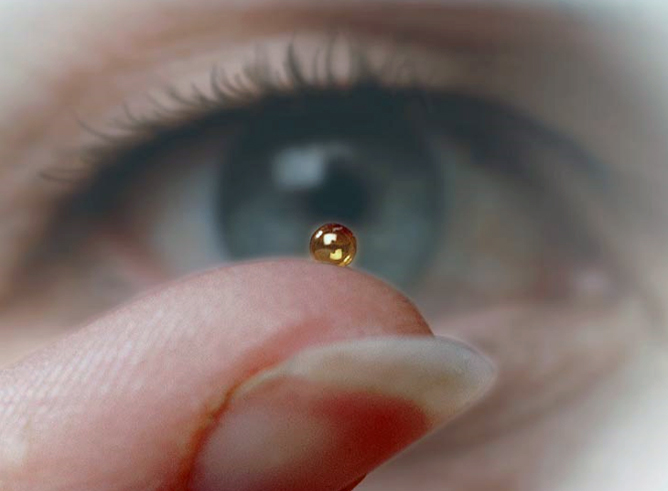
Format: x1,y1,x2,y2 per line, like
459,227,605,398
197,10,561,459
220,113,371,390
190,336,495,491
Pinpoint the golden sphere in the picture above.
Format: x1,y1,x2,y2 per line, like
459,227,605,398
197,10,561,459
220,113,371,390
309,223,357,267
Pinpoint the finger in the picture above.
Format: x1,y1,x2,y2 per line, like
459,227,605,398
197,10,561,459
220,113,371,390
0,260,494,491
192,336,494,491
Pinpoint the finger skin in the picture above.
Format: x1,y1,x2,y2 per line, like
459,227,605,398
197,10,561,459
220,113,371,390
0,260,432,491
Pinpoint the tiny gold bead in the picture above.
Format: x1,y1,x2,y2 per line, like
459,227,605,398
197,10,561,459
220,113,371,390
309,223,357,267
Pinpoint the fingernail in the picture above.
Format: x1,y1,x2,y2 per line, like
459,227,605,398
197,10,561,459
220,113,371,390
190,336,495,491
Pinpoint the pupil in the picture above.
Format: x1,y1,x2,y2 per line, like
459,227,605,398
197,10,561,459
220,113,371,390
217,90,445,288
305,158,370,224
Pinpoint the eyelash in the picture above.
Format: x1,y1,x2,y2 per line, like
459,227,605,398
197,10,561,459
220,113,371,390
67,40,427,175
44,37,605,193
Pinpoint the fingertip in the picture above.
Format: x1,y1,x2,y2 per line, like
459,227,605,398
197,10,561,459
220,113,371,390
189,337,495,491
0,260,434,491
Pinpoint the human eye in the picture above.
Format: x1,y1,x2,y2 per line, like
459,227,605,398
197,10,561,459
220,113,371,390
42,37,618,312
1,4,665,488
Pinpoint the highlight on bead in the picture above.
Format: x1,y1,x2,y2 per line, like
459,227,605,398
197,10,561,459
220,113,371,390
309,223,357,267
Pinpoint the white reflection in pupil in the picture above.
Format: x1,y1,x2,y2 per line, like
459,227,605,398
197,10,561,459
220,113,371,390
273,144,351,190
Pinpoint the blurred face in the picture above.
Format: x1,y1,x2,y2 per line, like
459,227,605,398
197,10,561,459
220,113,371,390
1,1,667,490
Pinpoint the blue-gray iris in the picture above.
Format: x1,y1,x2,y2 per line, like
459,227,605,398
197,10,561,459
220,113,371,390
218,90,445,288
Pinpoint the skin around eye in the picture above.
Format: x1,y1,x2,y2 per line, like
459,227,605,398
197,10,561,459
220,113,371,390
0,4,667,491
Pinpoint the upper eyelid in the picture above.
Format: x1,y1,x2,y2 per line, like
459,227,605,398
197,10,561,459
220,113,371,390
39,12,607,188
35,25,637,239
73,37,613,187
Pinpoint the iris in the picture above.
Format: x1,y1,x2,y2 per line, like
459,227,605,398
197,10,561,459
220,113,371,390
218,89,446,287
